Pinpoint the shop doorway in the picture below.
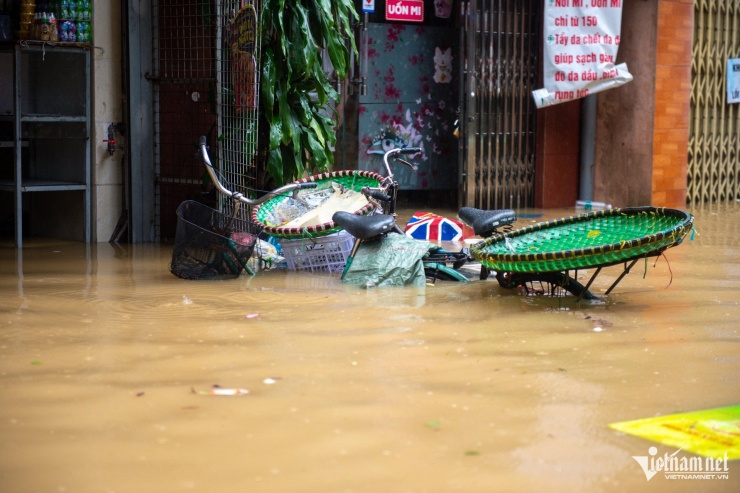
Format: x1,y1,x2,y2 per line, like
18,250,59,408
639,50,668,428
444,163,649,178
460,0,541,210
354,1,461,208
353,0,540,210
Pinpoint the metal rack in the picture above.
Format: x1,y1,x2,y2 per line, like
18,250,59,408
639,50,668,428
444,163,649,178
0,42,91,247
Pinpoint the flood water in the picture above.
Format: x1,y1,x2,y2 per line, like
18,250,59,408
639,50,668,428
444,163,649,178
1,203,738,493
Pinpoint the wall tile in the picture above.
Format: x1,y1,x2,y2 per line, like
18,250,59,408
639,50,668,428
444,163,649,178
651,0,693,208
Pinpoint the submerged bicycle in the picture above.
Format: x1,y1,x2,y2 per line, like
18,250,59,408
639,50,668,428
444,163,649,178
183,136,694,300
169,136,317,280
332,149,694,300
331,147,518,283
331,151,597,298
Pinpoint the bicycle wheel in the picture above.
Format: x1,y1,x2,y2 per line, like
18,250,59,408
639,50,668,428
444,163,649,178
424,263,469,283
495,271,596,299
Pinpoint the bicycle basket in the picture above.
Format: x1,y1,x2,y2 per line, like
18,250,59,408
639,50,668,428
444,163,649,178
170,200,263,280
470,207,694,273
252,170,385,239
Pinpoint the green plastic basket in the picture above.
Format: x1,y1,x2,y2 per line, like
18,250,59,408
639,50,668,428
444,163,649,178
470,207,694,273
252,170,385,239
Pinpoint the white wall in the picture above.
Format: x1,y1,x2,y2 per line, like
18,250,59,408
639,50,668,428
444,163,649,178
92,0,124,242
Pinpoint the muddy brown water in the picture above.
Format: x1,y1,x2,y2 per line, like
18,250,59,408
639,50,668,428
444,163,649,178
1,204,738,493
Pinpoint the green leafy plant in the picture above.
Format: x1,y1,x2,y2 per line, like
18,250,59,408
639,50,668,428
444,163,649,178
260,0,358,185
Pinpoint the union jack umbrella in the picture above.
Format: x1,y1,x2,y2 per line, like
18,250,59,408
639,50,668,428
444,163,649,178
404,212,474,242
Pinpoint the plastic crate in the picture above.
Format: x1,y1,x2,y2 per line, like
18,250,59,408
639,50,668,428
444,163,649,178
279,230,354,272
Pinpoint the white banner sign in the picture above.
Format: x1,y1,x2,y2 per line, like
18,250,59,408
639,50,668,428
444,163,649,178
532,0,633,109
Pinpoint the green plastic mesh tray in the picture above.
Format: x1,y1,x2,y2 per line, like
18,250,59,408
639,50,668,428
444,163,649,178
470,207,694,273
252,170,385,239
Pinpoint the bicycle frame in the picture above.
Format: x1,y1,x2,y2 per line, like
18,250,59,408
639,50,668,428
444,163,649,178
360,147,421,216
199,136,316,207
335,147,471,283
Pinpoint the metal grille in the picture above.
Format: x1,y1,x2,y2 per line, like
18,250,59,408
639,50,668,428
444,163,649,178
216,0,261,212
689,0,740,204
460,0,540,210
152,0,261,241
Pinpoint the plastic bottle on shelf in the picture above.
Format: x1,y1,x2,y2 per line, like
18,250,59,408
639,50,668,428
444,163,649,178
32,12,39,39
49,13,58,41
60,18,74,41
61,0,71,19
19,0,36,39
80,1,90,21
76,20,88,42
576,200,612,212
38,12,50,40
65,0,76,20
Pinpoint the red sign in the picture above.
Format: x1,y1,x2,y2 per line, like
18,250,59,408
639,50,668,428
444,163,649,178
386,0,424,22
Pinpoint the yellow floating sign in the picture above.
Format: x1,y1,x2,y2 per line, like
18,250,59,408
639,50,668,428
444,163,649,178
609,404,740,460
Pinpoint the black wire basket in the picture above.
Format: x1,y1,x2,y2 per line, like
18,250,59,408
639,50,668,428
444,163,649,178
170,200,263,280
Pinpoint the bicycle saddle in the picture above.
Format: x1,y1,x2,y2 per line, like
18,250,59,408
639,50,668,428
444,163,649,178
332,211,396,240
458,207,517,237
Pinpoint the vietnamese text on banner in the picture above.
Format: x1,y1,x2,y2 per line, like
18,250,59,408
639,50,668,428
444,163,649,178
532,0,633,109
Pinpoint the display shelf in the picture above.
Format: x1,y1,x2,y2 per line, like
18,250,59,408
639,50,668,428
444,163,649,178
0,179,87,192
20,115,88,123
0,43,91,247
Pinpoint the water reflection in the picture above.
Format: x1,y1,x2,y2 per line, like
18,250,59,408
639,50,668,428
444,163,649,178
0,203,738,492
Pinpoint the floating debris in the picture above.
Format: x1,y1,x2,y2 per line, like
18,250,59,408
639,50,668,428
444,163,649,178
425,420,441,430
191,386,249,396
252,239,283,265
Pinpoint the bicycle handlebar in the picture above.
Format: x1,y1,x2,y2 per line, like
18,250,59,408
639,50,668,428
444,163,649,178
363,188,393,203
396,147,422,155
198,136,316,206
382,147,421,179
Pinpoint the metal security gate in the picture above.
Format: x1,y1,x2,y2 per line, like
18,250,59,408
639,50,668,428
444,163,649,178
460,0,540,210
152,0,261,241
689,0,740,204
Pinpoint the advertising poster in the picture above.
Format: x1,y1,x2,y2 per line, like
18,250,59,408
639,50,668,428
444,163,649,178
532,0,633,109
231,3,258,114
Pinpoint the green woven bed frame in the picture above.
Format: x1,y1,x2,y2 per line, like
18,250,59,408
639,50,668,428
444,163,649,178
470,207,694,273
252,170,385,239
